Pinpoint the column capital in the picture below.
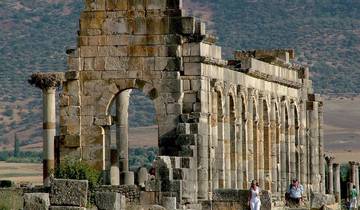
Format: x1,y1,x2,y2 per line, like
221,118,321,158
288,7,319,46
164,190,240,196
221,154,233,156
28,72,65,90
349,161,360,166
333,163,340,168
325,155,335,164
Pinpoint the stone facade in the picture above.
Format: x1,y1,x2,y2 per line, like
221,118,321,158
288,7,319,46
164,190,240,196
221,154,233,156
30,0,333,209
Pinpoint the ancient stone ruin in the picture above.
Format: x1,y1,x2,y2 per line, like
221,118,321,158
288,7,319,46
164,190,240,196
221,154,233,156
5,0,353,209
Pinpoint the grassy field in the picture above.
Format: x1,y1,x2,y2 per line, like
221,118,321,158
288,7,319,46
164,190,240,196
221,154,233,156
0,161,42,185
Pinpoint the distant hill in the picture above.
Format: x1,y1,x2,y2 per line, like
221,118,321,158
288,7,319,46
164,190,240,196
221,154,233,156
0,0,359,147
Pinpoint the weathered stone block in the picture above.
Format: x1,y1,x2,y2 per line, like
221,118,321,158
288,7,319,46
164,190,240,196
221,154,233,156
106,0,128,11
102,18,128,35
23,193,50,210
50,179,88,207
94,192,125,210
49,207,86,210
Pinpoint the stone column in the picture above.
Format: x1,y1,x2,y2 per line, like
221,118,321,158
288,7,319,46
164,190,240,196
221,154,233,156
318,102,325,193
333,163,341,202
280,102,288,197
116,90,135,185
299,102,307,190
308,101,320,192
247,89,255,186
224,96,231,189
289,104,296,181
110,148,120,185
325,155,335,194
42,88,56,186
270,99,278,194
258,98,265,189
350,161,360,197
28,73,63,186
235,92,243,189
116,90,131,174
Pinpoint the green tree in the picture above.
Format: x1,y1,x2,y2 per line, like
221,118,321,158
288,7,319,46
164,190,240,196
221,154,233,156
13,133,20,158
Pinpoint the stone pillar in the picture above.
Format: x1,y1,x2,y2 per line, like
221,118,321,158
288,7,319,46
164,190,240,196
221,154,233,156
237,117,243,189
308,101,320,192
211,91,219,190
325,155,335,194
103,126,111,184
350,161,360,197
42,88,56,186
110,148,120,186
224,96,231,189
247,89,255,185
216,115,225,188
333,163,341,202
197,117,209,199
299,102,307,190
28,73,63,186
116,90,131,174
258,97,265,189
289,104,296,181
270,99,278,194
280,102,288,197
318,102,325,193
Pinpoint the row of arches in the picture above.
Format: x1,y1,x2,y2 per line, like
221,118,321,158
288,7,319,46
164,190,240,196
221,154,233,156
209,84,304,195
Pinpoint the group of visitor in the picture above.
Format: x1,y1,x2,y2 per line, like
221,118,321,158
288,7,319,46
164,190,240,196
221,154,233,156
247,178,359,210
247,178,304,210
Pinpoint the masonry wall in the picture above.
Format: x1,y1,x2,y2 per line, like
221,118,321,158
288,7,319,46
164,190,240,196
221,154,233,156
57,0,325,206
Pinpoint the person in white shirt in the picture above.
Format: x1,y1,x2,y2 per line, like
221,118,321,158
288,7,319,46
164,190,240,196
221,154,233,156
248,180,261,210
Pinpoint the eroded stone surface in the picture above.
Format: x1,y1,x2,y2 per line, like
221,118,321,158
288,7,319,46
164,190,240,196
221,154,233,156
50,179,88,207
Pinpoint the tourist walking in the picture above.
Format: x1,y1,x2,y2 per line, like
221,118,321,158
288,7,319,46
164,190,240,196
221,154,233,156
286,178,304,207
248,180,261,210
350,185,358,210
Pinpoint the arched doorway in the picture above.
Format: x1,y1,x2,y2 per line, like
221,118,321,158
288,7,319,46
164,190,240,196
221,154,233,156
106,89,158,185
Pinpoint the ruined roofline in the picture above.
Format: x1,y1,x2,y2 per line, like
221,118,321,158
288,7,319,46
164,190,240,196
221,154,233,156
28,72,65,90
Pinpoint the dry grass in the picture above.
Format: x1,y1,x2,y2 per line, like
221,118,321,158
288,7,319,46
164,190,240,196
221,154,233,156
0,161,42,185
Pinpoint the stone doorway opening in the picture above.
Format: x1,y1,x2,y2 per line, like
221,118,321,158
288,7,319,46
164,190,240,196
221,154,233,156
106,89,158,186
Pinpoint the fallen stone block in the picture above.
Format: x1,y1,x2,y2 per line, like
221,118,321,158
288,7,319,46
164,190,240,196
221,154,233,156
24,193,50,210
94,192,126,210
49,207,86,210
50,179,88,207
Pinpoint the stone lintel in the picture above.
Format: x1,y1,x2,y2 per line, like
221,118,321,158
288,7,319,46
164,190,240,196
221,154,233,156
29,72,65,90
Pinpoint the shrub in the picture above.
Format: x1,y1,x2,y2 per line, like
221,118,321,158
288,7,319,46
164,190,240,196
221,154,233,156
54,158,102,190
